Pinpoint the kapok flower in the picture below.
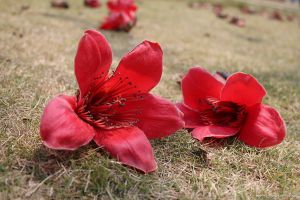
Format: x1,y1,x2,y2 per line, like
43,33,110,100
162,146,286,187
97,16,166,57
177,67,285,148
40,30,184,173
100,0,137,32
270,11,283,21
229,16,246,28
107,0,137,13
84,0,101,8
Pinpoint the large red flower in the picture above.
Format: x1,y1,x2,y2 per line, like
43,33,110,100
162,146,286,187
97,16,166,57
177,67,285,148
40,30,184,173
100,0,137,32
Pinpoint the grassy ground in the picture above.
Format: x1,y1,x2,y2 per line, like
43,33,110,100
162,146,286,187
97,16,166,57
0,0,300,199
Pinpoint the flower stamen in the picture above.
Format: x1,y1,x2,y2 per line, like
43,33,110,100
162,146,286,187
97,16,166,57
199,98,247,128
75,73,143,129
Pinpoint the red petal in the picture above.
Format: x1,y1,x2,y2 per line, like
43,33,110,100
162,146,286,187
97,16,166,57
192,126,240,141
40,95,95,150
113,93,184,139
182,67,224,110
75,30,112,97
176,103,202,128
221,72,266,107
113,41,163,94
238,104,286,148
136,94,184,139
94,127,157,173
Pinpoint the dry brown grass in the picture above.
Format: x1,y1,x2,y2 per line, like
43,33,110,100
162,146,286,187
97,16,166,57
0,0,300,199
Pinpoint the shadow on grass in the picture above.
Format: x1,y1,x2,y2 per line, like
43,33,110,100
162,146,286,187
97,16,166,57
27,142,100,180
28,133,217,182
25,142,163,198
152,131,239,169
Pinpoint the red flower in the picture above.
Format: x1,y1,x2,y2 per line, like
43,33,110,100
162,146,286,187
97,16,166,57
213,3,223,15
100,11,137,32
51,0,69,9
270,11,283,21
40,30,184,173
177,67,285,148
84,0,101,8
107,0,137,13
229,16,245,28
100,0,137,32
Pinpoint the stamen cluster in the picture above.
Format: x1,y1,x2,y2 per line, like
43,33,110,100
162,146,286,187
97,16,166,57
76,72,144,129
199,98,247,128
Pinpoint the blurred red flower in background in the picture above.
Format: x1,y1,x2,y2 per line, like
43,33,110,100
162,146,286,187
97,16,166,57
229,16,245,27
100,0,137,32
107,0,137,13
270,11,283,21
84,0,101,8
40,30,184,173
177,67,285,148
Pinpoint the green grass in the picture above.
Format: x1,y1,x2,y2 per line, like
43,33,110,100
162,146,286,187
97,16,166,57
0,0,300,199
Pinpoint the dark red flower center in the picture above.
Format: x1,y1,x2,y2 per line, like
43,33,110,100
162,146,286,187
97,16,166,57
198,98,247,128
75,72,142,129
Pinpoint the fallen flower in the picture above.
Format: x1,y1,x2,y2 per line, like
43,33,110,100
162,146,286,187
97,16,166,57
84,0,101,8
177,67,285,148
213,3,228,19
40,30,184,173
100,0,137,32
270,11,283,21
107,0,137,13
100,11,137,32
51,0,69,9
229,16,245,27
213,3,223,15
